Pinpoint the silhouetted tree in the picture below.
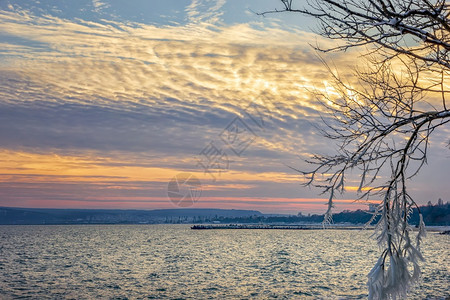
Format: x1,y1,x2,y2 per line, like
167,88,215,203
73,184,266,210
261,1,449,299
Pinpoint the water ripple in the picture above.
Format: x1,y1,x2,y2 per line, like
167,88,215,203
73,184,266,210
0,225,448,299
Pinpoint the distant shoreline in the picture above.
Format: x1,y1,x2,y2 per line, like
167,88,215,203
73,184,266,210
1,204,448,227
0,223,448,233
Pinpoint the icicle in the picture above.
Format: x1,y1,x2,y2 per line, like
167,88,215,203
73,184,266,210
367,255,385,300
322,187,334,227
416,213,427,251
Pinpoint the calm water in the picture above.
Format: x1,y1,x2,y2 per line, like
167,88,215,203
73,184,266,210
0,225,448,299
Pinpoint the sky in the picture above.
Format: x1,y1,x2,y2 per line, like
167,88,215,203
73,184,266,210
0,0,449,214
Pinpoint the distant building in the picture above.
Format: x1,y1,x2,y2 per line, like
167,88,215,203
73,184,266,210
368,203,378,213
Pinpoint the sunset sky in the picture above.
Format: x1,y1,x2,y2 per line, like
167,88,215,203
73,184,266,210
1,0,449,214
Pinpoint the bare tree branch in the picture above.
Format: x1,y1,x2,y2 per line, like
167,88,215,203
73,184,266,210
260,0,449,298
259,0,450,68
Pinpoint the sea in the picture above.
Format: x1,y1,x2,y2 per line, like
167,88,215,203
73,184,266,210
0,225,448,299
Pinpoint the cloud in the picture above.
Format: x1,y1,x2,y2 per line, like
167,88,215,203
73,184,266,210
0,8,343,163
0,9,341,112
186,0,227,24
0,5,448,213
92,0,109,12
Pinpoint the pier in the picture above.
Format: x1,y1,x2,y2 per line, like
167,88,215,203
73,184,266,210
191,224,366,230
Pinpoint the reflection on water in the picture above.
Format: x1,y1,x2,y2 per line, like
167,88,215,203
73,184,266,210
0,225,448,299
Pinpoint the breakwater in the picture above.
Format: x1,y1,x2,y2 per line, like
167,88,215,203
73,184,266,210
191,224,366,230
